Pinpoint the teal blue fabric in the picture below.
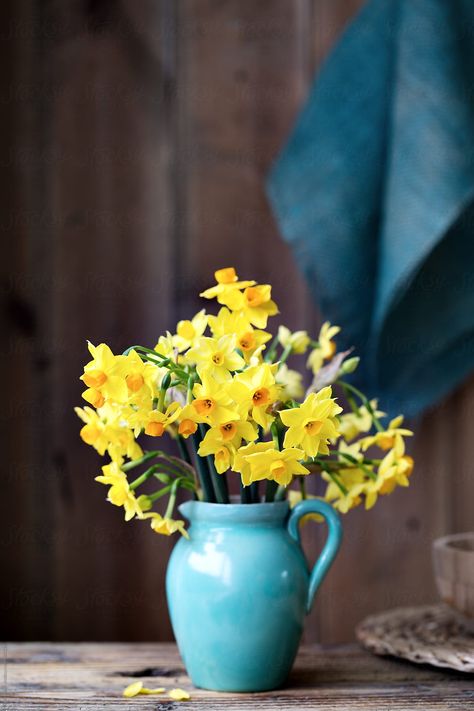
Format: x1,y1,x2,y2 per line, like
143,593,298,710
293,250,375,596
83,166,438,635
267,0,474,416
166,500,341,692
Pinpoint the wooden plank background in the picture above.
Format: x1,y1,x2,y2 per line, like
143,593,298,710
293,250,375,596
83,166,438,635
2,0,473,644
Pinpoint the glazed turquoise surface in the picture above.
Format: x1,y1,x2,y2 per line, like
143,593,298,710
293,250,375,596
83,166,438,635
166,499,342,692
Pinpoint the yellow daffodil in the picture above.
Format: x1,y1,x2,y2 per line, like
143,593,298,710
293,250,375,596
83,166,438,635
332,482,366,513
181,372,240,426
233,441,276,486
242,446,310,487
338,400,385,441
280,387,342,457
81,387,105,409
200,267,255,303
322,464,366,505
306,322,340,374
81,342,129,403
140,512,189,538
228,363,280,429
75,405,109,455
154,331,175,358
185,334,245,382
173,309,208,352
278,326,310,354
198,421,258,473
122,349,161,397
208,307,272,360
76,404,143,463
366,436,414,507
139,402,182,437
276,364,304,400
207,306,250,337
95,462,142,521
107,426,143,463
360,415,413,451
223,284,279,329
178,418,198,438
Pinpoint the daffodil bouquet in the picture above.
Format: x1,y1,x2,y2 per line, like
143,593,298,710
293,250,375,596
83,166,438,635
76,267,414,538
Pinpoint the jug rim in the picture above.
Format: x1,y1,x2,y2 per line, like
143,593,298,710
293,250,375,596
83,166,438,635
179,498,289,525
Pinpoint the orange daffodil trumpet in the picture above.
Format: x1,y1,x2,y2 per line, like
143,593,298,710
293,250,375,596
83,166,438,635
76,267,414,539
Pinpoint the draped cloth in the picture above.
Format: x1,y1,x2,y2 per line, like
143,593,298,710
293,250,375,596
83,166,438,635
267,0,474,415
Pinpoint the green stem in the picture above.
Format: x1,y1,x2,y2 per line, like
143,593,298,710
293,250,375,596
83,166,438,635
191,432,215,502
164,479,179,518
198,424,229,504
265,480,279,502
270,422,280,450
338,451,377,480
122,451,159,472
325,468,349,496
240,480,252,504
299,476,307,500
341,384,360,416
209,461,229,504
250,481,260,503
337,380,384,432
274,485,286,501
264,335,280,362
148,483,174,502
157,372,171,412
177,435,192,465
278,344,293,368
129,465,159,490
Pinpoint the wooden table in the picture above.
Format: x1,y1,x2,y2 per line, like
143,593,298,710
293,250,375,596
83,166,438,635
3,643,473,709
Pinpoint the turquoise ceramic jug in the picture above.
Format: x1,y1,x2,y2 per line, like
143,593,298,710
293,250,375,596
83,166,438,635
166,499,342,692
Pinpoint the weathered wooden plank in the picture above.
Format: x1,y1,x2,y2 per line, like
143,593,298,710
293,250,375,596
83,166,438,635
175,0,317,326
2,643,472,709
2,0,179,642
3,0,474,651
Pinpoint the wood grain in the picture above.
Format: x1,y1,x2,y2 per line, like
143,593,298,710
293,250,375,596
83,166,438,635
2,643,473,709
2,0,474,647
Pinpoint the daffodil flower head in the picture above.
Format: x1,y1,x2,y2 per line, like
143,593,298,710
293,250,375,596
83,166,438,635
200,267,255,304
228,363,280,430
198,421,258,473
360,415,413,452
241,446,310,487
223,283,279,329
276,364,304,400
95,462,141,521
338,400,385,441
187,372,240,426
80,342,129,403
306,322,341,374
280,387,342,458
142,402,182,437
154,331,175,359
141,512,189,538
278,325,310,354
185,334,245,382
173,309,208,352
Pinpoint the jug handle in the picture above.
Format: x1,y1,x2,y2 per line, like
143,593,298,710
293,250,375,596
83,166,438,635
287,499,342,614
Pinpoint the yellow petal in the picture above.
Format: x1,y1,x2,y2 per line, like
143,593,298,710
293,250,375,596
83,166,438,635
139,687,165,695
169,688,191,701
123,681,143,697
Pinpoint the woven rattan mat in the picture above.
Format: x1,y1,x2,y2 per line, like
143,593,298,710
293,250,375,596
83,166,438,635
356,604,474,673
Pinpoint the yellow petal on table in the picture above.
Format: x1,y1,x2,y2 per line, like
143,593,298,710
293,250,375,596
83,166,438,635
169,688,191,701
123,681,166,697
139,687,165,695
123,681,143,697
